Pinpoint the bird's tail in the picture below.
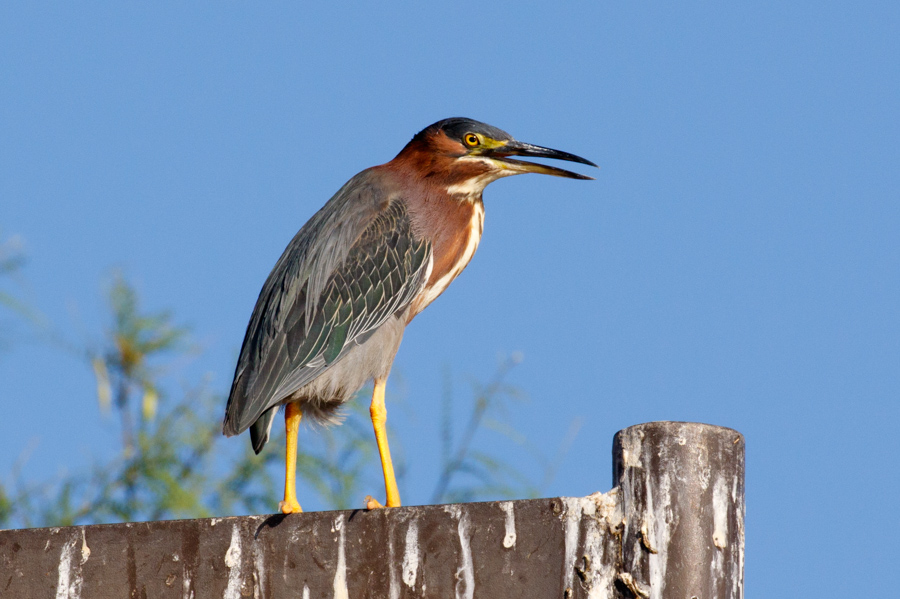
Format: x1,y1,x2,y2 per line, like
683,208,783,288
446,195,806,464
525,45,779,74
249,405,278,454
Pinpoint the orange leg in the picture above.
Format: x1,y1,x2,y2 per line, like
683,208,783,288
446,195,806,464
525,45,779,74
365,378,401,509
279,401,303,514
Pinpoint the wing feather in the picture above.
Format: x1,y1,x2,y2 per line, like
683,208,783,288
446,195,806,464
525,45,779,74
223,175,431,437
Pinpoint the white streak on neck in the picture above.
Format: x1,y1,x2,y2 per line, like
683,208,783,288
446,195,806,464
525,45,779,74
417,203,484,311
445,175,492,198
444,158,511,198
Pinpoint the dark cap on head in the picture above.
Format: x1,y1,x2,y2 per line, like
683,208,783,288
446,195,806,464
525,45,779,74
414,117,514,145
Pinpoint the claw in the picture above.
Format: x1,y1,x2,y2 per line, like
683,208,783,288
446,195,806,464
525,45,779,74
279,499,303,514
365,495,385,510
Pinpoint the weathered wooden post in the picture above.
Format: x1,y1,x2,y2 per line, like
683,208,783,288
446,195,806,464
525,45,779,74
614,422,745,599
0,421,744,598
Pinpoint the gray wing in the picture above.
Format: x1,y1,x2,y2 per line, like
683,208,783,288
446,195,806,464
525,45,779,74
223,172,431,439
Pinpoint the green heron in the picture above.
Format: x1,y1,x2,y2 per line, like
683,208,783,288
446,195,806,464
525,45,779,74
223,117,596,513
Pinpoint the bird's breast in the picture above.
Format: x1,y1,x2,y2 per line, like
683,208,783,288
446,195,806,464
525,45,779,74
409,199,484,319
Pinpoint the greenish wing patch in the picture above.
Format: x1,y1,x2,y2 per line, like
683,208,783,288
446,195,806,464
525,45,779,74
276,200,430,396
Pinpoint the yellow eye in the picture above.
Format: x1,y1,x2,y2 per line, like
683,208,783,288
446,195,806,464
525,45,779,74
464,133,479,147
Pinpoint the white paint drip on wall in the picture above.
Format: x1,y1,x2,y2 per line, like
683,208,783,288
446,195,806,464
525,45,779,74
181,543,194,599
582,510,607,599
389,528,400,599
620,429,644,468
561,497,584,594
456,510,475,599
55,538,74,599
500,502,516,549
734,474,745,599
698,452,712,492
283,525,301,589
55,533,84,599
332,515,349,599
443,505,474,599
80,529,90,564
587,491,623,599
560,493,626,597
402,519,420,588
302,585,310,599
647,472,672,599
252,539,266,599
709,474,732,591
182,567,194,599
223,525,243,599
712,476,729,550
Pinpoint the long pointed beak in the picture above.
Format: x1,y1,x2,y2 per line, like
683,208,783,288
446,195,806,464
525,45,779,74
486,140,598,180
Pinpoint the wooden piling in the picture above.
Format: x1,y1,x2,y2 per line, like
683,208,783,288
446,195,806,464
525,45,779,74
0,421,744,598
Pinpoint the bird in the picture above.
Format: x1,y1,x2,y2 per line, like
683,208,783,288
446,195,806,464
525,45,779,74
222,117,597,513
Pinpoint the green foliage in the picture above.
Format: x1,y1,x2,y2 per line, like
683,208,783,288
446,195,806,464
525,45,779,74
1,248,563,529
0,234,34,346
0,275,381,527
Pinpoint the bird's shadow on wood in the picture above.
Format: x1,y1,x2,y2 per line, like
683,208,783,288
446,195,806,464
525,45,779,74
253,509,368,539
254,513,288,539
346,508,365,523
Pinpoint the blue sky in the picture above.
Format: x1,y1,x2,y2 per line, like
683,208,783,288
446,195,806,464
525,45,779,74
2,2,899,596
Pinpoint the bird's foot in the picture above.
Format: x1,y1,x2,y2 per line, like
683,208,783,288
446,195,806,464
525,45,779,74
365,495,401,509
279,498,303,514
365,495,385,510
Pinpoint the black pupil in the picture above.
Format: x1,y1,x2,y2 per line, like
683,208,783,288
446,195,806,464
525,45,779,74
467,135,476,144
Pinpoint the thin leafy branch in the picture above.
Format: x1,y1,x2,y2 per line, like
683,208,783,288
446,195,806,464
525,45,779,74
432,353,536,504
1,266,569,529
0,274,389,527
0,233,43,345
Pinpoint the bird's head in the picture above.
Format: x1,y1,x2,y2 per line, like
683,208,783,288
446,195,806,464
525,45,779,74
391,117,597,197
